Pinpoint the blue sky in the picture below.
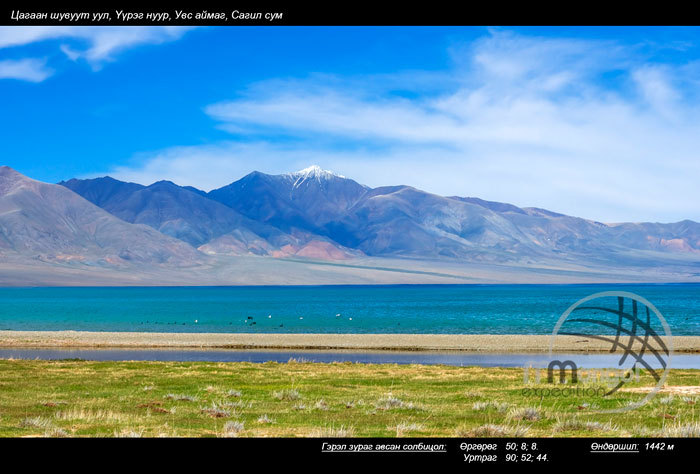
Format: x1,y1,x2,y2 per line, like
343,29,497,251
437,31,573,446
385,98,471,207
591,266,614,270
1,26,699,222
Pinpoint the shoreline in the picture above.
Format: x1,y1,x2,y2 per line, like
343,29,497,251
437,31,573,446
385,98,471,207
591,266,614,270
1,331,698,353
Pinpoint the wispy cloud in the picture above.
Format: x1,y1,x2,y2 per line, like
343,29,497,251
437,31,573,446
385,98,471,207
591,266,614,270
106,30,700,223
0,57,52,82
0,26,195,77
107,142,298,190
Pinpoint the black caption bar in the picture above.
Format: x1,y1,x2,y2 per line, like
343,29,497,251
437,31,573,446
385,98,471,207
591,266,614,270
0,6,685,26
5,437,694,468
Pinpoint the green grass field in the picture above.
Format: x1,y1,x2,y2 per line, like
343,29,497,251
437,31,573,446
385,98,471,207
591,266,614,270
1,359,699,437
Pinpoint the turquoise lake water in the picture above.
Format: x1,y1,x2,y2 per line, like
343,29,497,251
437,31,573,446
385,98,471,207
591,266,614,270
0,284,698,335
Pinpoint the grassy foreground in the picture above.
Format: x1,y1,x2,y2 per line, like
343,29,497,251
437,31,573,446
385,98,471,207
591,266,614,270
0,359,699,438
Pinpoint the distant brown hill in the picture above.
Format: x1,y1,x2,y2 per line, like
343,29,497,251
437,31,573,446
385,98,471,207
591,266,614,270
0,166,200,267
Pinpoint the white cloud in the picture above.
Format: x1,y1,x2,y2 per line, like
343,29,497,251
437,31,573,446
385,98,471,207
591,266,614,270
59,44,80,61
631,65,681,120
0,58,52,82
0,26,195,73
106,142,296,190
104,30,700,223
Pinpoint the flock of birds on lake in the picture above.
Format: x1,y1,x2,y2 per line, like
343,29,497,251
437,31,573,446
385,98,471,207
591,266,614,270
139,313,355,328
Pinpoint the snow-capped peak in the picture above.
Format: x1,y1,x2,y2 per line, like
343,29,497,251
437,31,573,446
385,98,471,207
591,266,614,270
288,165,344,187
293,165,343,178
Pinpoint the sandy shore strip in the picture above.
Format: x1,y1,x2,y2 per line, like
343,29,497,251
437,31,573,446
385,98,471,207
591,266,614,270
0,331,698,353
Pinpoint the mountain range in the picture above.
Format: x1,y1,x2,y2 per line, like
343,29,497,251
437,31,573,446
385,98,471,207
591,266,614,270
0,164,698,285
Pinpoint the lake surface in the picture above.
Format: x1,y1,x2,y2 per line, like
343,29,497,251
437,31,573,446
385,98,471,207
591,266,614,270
2,348,699,368
0,284,698,335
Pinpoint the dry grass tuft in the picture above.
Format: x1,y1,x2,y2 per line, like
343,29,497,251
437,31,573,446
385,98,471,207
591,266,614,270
19,416,54,429
200,402,231,418
114,428,143,438
314,399,329,411
375,394,417,410
220,421,245,437
472,401,510,413
55,408,130,422
390,421,423,437
257,414,275,424
658,422,700,437
552,418,618,433
658,395,675,405
44,426,68,437
309,425,355,437
508,406,543,421
164,393,198,402
273,389,301,401
457,423,530,437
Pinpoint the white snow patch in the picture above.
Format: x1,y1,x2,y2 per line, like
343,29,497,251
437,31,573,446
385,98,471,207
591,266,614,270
287,165,344,188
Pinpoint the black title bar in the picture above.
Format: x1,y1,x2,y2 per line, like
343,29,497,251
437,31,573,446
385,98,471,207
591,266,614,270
0,5,693,26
